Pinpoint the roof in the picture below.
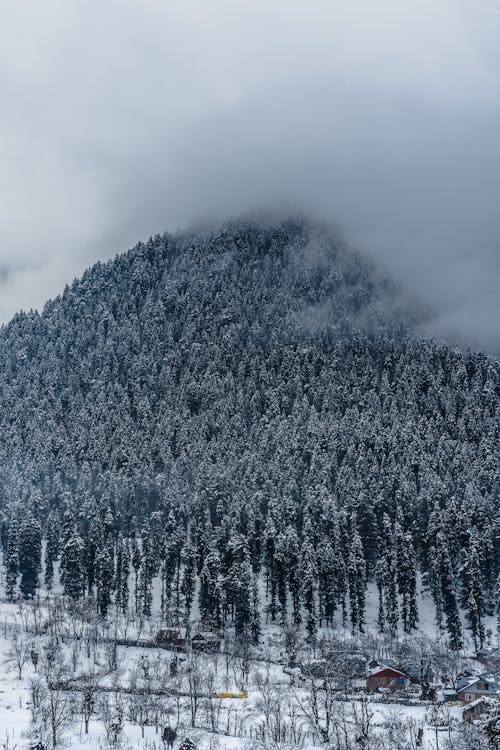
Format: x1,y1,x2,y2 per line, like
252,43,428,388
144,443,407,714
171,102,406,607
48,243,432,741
463,697,487,711
370,658,399,669
368,665,407,678
458,674,500,695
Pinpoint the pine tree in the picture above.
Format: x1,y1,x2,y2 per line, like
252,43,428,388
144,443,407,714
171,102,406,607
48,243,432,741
435,532,463,650
348,520,366,633
18,515,42,598
301,540,317,643
138,527,154,617
462,529,485,649
375,558,386,633
96,544,114,617
5,517,19,601
381,514,398,637
61,532,85,600
199,548,222,631
232,552,253,641
496,573,500,640
394,518,419,633
131,536,142,613
250,574,261,644
115,536,130,614
44,511,60,590
180,542,197,628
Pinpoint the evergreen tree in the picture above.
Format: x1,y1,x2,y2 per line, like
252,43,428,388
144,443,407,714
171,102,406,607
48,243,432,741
61,532,85,600
5,517,19,601
18,515,42,598
462,530,485,649
300,540,317,643
348,520,366,633
44,511,60,590
180,542,197,628
435,532,463,650
115,536,130,614
199,548,222,631
96,544,114,617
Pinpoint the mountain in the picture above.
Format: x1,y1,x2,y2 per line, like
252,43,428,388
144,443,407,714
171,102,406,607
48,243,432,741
0,217,498,643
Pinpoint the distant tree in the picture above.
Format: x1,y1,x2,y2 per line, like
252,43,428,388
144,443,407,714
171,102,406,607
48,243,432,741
61,532,85,600
96,544,114,616
5,517,19,601
44,511,60,590
18,515,42,598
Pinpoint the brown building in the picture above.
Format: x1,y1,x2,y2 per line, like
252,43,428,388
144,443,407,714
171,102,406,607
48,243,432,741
457,675,500,705
366,665,408,692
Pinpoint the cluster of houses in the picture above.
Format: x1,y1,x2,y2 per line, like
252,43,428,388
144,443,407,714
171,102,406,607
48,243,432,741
367,659,500,721
296,653,500,724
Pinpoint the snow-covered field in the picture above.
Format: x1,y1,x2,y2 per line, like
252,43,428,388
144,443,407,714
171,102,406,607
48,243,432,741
0,583,495,750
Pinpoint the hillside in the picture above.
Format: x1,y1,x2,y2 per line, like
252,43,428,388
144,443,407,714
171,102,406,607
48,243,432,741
0,218,498,647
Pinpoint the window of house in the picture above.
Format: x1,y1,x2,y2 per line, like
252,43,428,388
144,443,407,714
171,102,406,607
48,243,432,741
465,693,474,701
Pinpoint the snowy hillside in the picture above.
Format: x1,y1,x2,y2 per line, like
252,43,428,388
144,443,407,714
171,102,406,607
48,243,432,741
0,218,498,747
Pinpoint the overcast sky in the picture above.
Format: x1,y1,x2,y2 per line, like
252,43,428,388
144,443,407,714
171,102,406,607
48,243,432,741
1,1,499,351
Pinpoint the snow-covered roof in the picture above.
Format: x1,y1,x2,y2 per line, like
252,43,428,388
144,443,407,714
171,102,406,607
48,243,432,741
463,697,487,711
368,664,407,678
458,674,500,695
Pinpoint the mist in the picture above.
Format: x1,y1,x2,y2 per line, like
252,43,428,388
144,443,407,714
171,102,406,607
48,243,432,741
1,0,499,352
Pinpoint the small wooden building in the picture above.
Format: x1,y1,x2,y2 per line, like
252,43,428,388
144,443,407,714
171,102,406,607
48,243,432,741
191,633,221,652
458,675,500,705
366,665,408,692
155,629,185,648
463,697,488,722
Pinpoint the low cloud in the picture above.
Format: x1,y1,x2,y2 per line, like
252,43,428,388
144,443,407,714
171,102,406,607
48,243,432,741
0,1,499,352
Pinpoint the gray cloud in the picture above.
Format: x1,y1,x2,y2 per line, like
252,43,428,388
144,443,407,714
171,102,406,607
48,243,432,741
0,0,499,352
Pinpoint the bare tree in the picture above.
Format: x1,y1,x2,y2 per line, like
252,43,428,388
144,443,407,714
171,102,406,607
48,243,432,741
39,641,73,747
99,692,125,748
186,652,204,728
80,672,99,734
291,678,340,744
5,634,30,679
349,697,375,750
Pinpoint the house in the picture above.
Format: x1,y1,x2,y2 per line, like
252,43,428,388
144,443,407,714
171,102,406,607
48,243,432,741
457,674,500,705
191,633,221,652
462,697,489,722
155,629,185,648
366,664,408,692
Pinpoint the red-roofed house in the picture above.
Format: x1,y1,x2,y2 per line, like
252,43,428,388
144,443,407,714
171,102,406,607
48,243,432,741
366,665,408,692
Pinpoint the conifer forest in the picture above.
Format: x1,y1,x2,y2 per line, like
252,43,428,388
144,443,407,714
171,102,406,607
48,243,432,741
0,219,498,748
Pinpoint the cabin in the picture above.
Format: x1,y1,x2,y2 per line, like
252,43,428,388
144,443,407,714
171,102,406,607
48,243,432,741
462,697,489,722
155,629,185,648
191,633,221,653
366,664,408,692
457,674,500,705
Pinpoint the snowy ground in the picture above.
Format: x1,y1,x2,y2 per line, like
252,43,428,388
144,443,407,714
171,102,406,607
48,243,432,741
0,565,497,749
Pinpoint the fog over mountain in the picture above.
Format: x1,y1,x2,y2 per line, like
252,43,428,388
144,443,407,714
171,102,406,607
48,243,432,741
1,1,500,351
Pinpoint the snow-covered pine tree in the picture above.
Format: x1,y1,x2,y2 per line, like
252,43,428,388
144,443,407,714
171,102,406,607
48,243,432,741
61,531,86,600
18,515,42,598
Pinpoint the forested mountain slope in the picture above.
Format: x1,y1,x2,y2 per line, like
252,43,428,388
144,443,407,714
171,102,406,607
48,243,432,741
0,218,498,645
